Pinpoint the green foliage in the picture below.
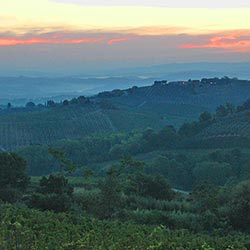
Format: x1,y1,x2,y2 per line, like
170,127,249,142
29,174,73,212
216,105,229,118
228,180,250,231
191,184,219,214
4,97,250,246
199,111,212,123
29,192,73,213
193,161,233,186
0,152,29,202
0,205,249,250
20,145,57,175
48,147,76,174
38,175,73,195
98,166,123,219
127,173,174,200
149,155,193,190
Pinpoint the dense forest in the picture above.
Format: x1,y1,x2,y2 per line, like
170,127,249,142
1,93,250,249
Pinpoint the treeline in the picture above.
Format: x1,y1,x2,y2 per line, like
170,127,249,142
23,145,250,191
4,95,91,110
215,99,250,117
2,95,119,115
147,148,247,190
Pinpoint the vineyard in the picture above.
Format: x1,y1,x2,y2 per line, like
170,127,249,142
0,105,117,151
3,77,250,151
0,103,170,151
112,79,250,110
195,111,250,141
0,92,205,151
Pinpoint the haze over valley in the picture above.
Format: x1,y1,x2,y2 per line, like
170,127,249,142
1,62,250,105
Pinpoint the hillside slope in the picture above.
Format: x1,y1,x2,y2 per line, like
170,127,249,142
105,78,250,110
0,103,172,151
1,77,250,151
195,111,250,141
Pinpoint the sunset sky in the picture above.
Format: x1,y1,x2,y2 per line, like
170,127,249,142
1,0,250,75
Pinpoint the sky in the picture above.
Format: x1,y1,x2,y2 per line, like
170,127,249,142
0,0,250,75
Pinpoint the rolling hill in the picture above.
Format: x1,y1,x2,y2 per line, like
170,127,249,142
0,103,165,151
1,77,250,151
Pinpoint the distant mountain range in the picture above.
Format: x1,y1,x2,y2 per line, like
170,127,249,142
2,62,250,79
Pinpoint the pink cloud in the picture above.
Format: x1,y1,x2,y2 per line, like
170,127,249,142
108,37,130,45
0,37,105,46
181,34,250,52
0,31,131,47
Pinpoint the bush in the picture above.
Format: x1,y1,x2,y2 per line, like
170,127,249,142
127,173,174,200
28,174,73,212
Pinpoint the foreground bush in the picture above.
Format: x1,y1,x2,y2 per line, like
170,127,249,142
0,205,249,250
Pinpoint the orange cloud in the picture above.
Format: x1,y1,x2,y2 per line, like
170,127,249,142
108,37,130,45
0,31,132,47
0,37,105,46
181,34,250,52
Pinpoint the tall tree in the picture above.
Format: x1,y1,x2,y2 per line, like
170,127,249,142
0,153,29,202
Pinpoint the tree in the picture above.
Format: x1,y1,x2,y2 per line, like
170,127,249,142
62,100,69,106
7,102,12,109
99,166,122,219
208,150,224,163
30,174,73,212
128,173,174,200
0,153,29,202
158,125,179,148
193,161,233,186
191,183,219,214
225,102,235,115
38,175,73,196
199,112,212,123
225,149,242,176
142,128,159,150
216,105,228,118
190,183,220,231
70,98,78,105
99,157,144,219
48,147,75,174
178,122,200,138
118,155,145,176
83,168,95,180
78,96,89,105
150,156,192,190
47,100,56,107
25,101,36,108
228,180,250,231
242,99,250,110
